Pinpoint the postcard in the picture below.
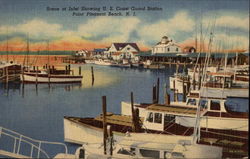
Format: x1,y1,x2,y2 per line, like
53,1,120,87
0,0,249,158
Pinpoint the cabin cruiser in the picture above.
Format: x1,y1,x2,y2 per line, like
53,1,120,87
70,132,222,159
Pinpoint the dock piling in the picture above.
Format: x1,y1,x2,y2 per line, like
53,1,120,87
156,78,160,103
79,66,81,75
102,96,107,155
91,66,94,85
130,92,136,132
152,85,157,103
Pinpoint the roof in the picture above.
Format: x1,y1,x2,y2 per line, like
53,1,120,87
146,104,197,115
112,43,140,51
138,52,181,57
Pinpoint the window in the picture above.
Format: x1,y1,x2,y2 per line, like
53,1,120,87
117,148,134,155
167,48,170,52
210,100,221,111
164,114,175,123
139,149,160,158
199,100,208,109
176,48,179,52
187,99,196,105
154,113,162,124
127,47,130,50
147,112,154,122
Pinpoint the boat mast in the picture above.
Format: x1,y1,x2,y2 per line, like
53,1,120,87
26,33,30,71
6,29,9,63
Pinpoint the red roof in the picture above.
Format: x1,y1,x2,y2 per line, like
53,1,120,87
112,43,140,51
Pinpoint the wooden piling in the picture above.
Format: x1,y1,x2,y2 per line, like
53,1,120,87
35,66,38,87
65,66,68,74
187,78,191,94
79,66,81,75
102,96,107,155
48,66,51,88
68,64,71,74
130,92,136,132
6,67,9,83
134,108,140,132
173,80,177,102
107,125,113,156
91,66,94,85
165,92,170,105
183,85,187,102
156,78,160,103
152,85,157,103
52,66,55,74
22,66,25,84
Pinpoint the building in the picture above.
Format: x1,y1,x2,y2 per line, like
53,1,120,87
104,43,140,60
152,36,181,54
75,49,88,57
92,48,107,58
183,46,196,53
112,51,139,61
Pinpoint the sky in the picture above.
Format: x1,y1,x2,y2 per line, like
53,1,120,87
0,0,249,52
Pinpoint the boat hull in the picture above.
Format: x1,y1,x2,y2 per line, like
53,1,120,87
64,117,125,145
20,73,82,83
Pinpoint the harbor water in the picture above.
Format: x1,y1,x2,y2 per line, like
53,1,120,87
0,64,248,157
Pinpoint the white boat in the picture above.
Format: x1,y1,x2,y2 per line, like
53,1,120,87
76,133,222,159
94,59,112,66
170,68,249,98
20,70,83,83
85,60,95,64
121,94,248,131
0,61,22,82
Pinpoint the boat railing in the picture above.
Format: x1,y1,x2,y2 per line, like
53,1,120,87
0,126,68,158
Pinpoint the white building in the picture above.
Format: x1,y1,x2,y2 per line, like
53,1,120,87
152,36,181,54
75,49,88,57
104,43,140,61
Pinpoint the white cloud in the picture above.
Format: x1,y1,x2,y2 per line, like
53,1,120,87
202,11,249,31
213,33,249,50
138,11,195,43
78,17,140,42
216,16,249,30
0,19,68,39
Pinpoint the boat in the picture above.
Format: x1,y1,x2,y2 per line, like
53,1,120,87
84,59,95,64
94,59,112,66
121,92,248,131
20,70,83,84
0,61,21,82
64,96,248,158
76,132,222,159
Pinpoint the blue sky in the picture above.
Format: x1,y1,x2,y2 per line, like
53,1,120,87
0,0,249,51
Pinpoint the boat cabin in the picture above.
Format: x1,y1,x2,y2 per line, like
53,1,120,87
143,96,228,131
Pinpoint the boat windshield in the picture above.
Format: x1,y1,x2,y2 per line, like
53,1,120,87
117,148,135,156
187,98,197,106
199,99,208,110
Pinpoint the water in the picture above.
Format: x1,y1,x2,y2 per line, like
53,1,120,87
0,64,175,157
0,64,248,157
